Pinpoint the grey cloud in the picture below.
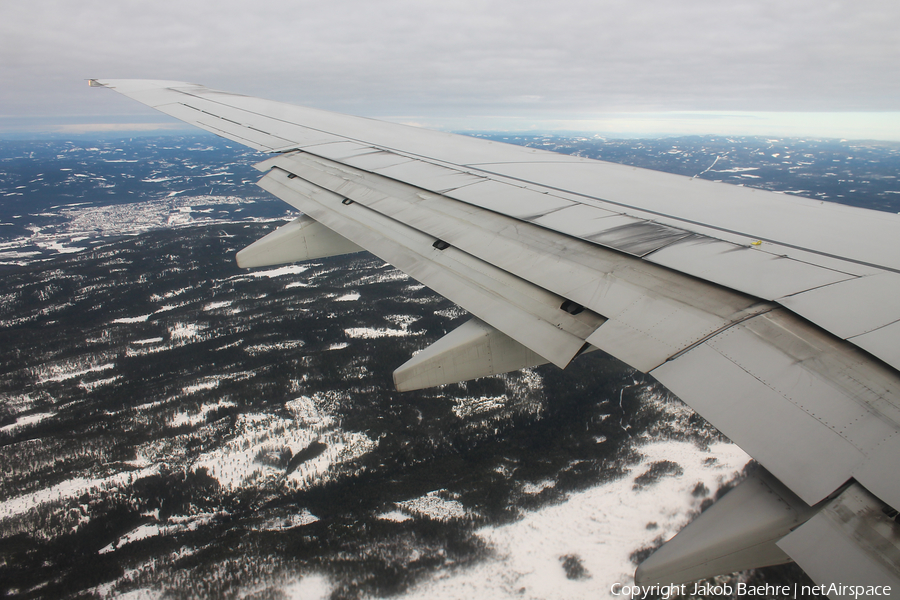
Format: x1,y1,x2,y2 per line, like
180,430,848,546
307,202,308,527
2,0,898,129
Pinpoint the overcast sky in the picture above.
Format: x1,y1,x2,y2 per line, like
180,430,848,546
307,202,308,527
2,0,899,139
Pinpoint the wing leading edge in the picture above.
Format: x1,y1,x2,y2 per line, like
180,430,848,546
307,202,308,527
92,79,900,592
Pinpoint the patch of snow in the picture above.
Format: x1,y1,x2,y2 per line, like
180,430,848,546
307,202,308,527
112,315,152,324
397,440,750,600
98,524,164,554
379,509,412,523
712,167,760,173
126,455,153,468
396,490,471,522
284,432,375,489
385,314,420,328
79,376,120,392
169,322,202,340
343,315,423,339
203,300,232,311
281,574,332,600
343,327,411,339
453,396,507,419
239,265,310,279
435,306,467,319
170,399,235,427
102,588,161,600
39,239,87,254
98,513,223,554
244,340,304,356
150,288,191,302
179,380,220,397
1,464,159,520
284,395,334,428
521,479,555,495
35,360,115,384
192,409,373,492
0,412,55,434
257,509,319,531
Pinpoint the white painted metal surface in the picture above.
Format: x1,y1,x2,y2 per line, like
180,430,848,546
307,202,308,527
92,80,900,369
93,79,900,587
653,309,900,507
477,160,900,272
256,169,596,369
636,468,817,586
780,272,900,339
262,151,770,374
393,318,553,392
235,214,363,268
446,179,575,219
777,484,900,597
646,235,854,300
851,321,900,375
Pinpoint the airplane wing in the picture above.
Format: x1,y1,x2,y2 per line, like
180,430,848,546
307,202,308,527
91,79,900,592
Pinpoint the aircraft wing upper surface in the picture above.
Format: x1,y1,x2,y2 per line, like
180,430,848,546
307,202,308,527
92,79,900,592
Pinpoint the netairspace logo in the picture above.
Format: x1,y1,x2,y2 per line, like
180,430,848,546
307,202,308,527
610,582,893,599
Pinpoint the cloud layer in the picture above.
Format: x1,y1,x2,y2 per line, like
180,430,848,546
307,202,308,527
3,0,899,136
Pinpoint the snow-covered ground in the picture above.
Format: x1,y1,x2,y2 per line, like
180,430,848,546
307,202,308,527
0,195,282,265
188,395,376,492
325,439,746,600
1,464,160,521
396,490,472,522
391,441,750,600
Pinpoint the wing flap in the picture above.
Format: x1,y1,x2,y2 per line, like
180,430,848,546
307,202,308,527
259,151,776,376
777,483,900,595
235,214,363,267
393,317,551,392
635,467,816,586
652,309,900,506
256,168,598,368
